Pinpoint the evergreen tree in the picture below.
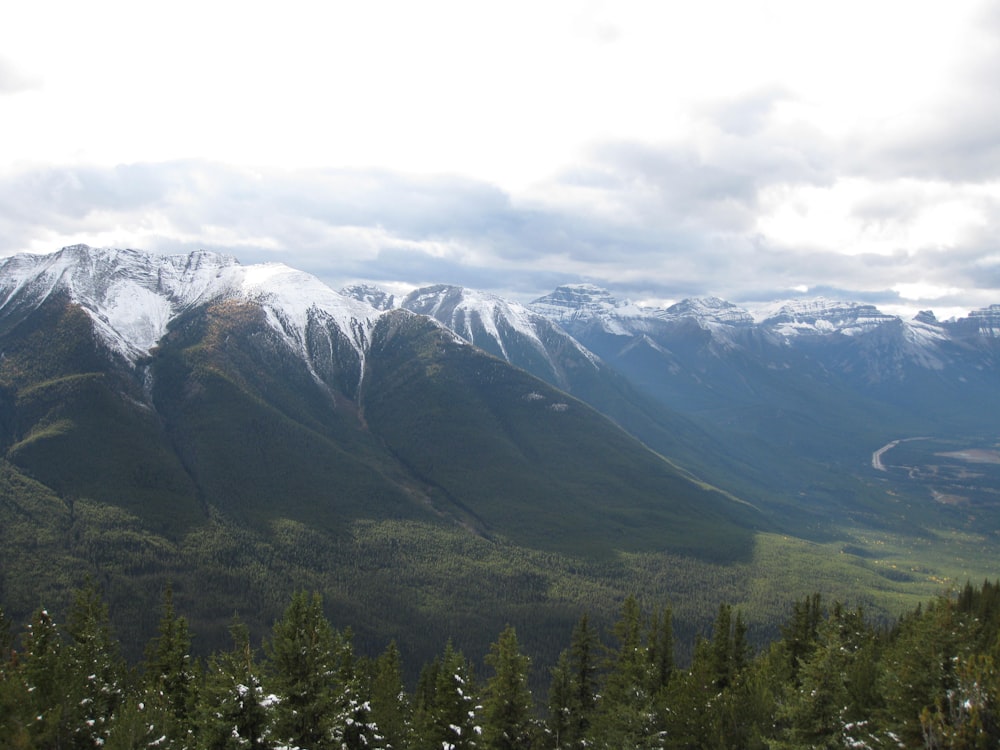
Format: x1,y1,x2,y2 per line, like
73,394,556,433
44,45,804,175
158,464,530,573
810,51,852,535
920,651,1000,748
413,654,442,748
266,590,340,750
330,627,381,750
662,635,716,748
546,649,574,749
63,578,126,749
144,583,200,746
706,603,750,691
482,625,535,750
777,592,824,686
546,613,602,749
880,597,962,746
646,605,675,698
0,608,65,749
593,595,661,748
0,605,29,749
414,641,480,750
777,605,880,749
198,618,272,750
370,640,412,750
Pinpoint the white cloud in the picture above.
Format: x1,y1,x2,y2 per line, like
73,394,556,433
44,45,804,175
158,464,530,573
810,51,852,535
0,0,998,318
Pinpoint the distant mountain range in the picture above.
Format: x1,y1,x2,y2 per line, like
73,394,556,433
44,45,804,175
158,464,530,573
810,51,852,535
338,278,999,516
0,244,997,666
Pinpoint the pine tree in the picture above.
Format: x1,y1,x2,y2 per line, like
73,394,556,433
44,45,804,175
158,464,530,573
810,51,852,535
594,595,661,748
370,640,412,750
880,597,961,746
545,613,599,749
17,607,74,749
778,605,880,749
646,605,674,698
329,627,381,750
266,590,340,750
144,583,200,746
482,625,535,750
63,578,126,749
413,654,442,748
198,618,271,750
777,592,824,686
546,649,574,749
414,641,480,750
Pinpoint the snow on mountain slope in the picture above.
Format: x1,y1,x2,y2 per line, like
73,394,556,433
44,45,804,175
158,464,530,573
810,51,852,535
961,304,1000,337
340,283,397,311
529,286,757,339
0,245,382,372
754,298,897,336
527,284,1000,379
528,284,651,336
660,297,754,327
399,284,598,370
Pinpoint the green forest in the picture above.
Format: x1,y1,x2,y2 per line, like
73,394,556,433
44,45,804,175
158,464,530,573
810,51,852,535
3,580,1000,749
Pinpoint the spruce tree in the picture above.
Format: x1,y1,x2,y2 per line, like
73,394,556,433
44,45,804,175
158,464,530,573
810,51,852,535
266,590,339,750
144,582,200,746
880,597,961,746
546,649,574,749
0,609,64,748
330,627,381,750
414,641,480,750
545,613,600,749
482,625,535,750
198,618,271,750
646,605,674,698
63,579,126,749
778,605,880,749
594,595,661,748
371,640,412,750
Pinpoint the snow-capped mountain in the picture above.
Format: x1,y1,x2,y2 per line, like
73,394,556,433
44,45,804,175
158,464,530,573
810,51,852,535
527,281,999,487
0,245,383,395
660,297,755,327
0,243,755,569
340,283,397,312
957,303,1000,337
528,283,998,376
393,284,598,386
0,245,767,673
755,298,898,336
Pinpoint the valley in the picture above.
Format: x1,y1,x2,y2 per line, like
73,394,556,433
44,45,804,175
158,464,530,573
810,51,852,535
870,434,1000,512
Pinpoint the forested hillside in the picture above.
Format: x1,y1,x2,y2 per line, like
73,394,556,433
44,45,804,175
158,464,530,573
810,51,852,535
3,580,1000,749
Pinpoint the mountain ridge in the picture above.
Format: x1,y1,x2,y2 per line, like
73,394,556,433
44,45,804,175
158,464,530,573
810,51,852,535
0,244,774,669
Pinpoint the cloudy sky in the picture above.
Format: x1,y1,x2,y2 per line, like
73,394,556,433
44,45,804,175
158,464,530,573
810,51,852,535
2,0,999,317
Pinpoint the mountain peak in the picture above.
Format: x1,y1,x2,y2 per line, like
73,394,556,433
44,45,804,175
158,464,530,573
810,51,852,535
0,246,379,370
341,283,397,311
755,297,896,336
663,297,754,326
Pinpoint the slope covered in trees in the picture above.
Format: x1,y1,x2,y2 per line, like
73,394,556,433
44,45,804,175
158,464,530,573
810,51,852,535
3,580,1000,748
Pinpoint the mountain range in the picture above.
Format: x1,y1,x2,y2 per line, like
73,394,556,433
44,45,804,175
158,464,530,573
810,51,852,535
0,244,997,669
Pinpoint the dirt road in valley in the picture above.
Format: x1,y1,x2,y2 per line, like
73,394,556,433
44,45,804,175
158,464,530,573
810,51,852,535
872,437,930,471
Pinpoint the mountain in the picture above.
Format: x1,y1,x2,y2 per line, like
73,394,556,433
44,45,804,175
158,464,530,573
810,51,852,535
528,284,1000,521
528,284,1000,419
3,246,996,670
341,282,740,486
0,245,758,666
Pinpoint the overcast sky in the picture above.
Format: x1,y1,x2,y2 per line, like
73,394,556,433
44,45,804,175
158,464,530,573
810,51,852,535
2,0,999,318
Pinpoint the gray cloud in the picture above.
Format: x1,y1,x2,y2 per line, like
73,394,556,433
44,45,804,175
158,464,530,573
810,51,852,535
849,4,1000,184
0,154,997,316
